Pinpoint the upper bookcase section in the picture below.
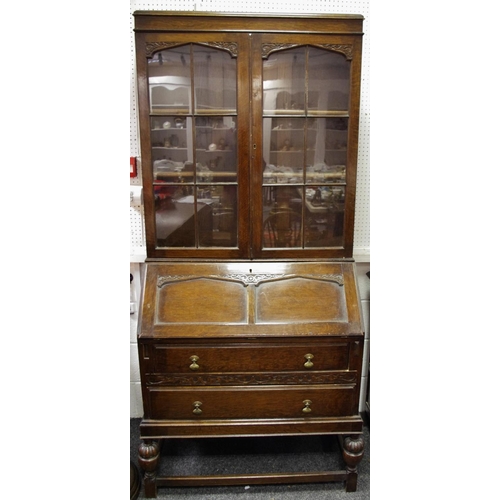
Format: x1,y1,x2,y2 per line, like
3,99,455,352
134,12,363,260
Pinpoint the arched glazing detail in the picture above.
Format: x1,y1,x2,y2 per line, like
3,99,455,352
147,44,238,249
262,45,350,249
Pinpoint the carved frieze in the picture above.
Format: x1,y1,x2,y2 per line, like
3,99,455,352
262,43,299,59
146,41,238,58
146,372,356,386
204,42,238,57
145,42,182,57
317,44,354,60
157,273,344,288
261,43,353,60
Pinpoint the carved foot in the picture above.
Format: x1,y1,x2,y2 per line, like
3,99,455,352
138,440,160,498
340,434,364,492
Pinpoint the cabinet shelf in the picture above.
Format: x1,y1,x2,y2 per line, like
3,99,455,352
195,109,237,115
152,147,188,151
196,126,233,130
196,149,233,153
272,128,307,132
264,110,349,117
151,109,190,115
152,128,187,132
155,171,237,181
270,150,345,153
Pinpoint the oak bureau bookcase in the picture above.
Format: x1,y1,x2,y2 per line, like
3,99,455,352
134,11,365,497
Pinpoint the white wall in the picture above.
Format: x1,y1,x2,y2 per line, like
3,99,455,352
130,263,144,418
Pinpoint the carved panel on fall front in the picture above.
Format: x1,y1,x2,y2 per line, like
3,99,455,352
255,277,347,324
156,278,247,324
154,271,347,325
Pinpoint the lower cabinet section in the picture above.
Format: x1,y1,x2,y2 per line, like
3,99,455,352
136,261,365,497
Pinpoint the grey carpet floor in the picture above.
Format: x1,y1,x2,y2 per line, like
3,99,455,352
130,418,370,499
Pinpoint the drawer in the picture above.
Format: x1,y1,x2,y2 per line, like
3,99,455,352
148,385,357,420
149,344,350,374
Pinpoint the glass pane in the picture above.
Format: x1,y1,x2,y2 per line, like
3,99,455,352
198,185,237,247
195,116,237,183
305,117,347,184
149,44,240,251
304,186,345,247
152,117,194,182
148,46,191,114
263,186,303,248
308,47,350,114
194,46,236,113
324,117,348,179
155,185,196,247
263,117,304,184
263,47,305,114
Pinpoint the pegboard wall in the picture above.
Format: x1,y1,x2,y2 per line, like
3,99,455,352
129,0,370,261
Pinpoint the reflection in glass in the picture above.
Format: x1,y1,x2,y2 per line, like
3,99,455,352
198,185,237,247
263,47,305,114
304,185,345,248
155,185,196,247
263,186,303,248
308,47,350,113
305,116,347,185
149,45,191,113
194,46,236,113
307,117,347,182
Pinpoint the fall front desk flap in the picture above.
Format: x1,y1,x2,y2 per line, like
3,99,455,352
139,261,363,339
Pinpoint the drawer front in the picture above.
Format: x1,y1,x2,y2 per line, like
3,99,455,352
150,344,350,374
148,385,357,420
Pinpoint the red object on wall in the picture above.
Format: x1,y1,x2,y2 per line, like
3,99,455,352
130,157,137,178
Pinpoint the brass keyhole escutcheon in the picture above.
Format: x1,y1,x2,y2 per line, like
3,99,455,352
304,353,314,369
302,399,312,413
192,401,203,415
189,355,200,371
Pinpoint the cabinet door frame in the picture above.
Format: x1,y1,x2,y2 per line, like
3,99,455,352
135,15,363,261
250,33,363,259
135,31,252,259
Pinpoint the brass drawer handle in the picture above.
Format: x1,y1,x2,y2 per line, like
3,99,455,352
189,355,200,371
304,353,314,369
192,401,203,415
302,399,312,413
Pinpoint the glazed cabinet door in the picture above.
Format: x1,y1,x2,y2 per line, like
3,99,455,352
250,34,363,259
135,32,251,259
